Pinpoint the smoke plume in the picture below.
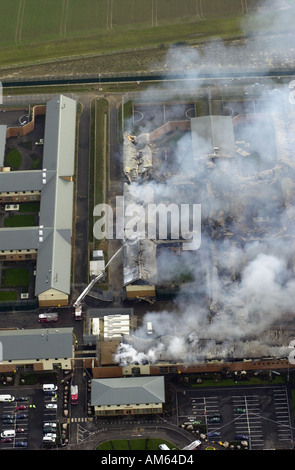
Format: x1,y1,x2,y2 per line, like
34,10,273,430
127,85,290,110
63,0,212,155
115,0,295,366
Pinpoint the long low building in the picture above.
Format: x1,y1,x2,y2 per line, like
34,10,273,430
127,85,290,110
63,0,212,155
0,327,74,372
0,95,77,307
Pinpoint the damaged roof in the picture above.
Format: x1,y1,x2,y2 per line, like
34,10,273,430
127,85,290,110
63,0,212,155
191,116,236,159
123,239,157,286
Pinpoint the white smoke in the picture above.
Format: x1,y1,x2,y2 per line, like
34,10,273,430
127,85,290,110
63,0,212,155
114,0,295,366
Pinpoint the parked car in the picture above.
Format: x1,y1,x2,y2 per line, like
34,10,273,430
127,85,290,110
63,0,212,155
16,428,25,434
16,397,29,402
236,408,246,414
15,441,27,447
44,422,56,428
45,404,57,409
44,433,56,440
43,426,56,434
2,419,15,425
44,391,56,397
1,414,14,420
16,414,28,419
236,434,249,440
208,431,221,438
207,416,221,424
15,405,27,411
1,438,13,443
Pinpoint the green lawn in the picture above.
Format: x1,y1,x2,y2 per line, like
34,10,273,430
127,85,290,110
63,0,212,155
18,203,40,213
4,214,36,227
0,291,18,301
2,268,30,288
5,149,22,169
0,0,289,68
97,438,177,451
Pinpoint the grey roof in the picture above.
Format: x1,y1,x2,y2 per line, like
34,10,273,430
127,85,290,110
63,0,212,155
0,125,7,167
0,95,76,297
0,170,55,192
91,376,165,406
34,95,76,296
35,229,72,296
43,95,76,176
0,327,73,361
0,227,44,250
191,116,236,159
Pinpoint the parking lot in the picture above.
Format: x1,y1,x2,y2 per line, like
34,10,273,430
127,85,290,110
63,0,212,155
177,385,295,450
0,389,58,449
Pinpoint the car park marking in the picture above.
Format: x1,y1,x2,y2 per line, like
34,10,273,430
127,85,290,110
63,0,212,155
232,395,264,449
273,388,293,446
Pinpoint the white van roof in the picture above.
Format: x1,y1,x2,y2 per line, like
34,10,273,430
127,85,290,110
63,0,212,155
43,384,57,390
0,394,15,401
1,429,16,437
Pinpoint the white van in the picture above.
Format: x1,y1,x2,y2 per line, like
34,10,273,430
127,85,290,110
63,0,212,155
0,395,15,402
1,430,16,438
43,434,56,443
159,444,170,450
43,384,57,392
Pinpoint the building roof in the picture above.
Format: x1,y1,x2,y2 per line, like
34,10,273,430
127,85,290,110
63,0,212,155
191,115,236,159
35,95,76,296
0,125,7,167
0,327,73,361
0,227,44,250
123,239,157,286
91,376,165,406
0,95,76,298
0,169,55,192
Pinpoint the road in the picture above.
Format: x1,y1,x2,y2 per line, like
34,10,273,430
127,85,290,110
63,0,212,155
72,94,91,291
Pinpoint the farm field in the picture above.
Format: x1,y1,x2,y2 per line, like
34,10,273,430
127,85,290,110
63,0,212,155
0,0,290,70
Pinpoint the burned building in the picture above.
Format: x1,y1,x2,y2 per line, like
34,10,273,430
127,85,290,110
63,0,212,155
117,88,295,369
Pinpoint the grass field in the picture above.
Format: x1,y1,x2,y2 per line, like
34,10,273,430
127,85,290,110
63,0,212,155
4,214,35,227
2,268,30,287
0,0,288,69
0,290,18,301
97,437,177,451
5,148,22,169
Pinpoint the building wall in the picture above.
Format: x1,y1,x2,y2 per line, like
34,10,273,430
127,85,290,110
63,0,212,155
150,120,191,142
125,285,156,298
5,105,46,139
94,403,163,416
38,289,69,307
0,357,73,373
90,358,295,378
0,191,41,203
0,249,37,262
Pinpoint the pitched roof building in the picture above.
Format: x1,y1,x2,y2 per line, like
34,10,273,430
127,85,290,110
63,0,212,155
91,376,165,416
0,327,74,372
0,95,76,307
